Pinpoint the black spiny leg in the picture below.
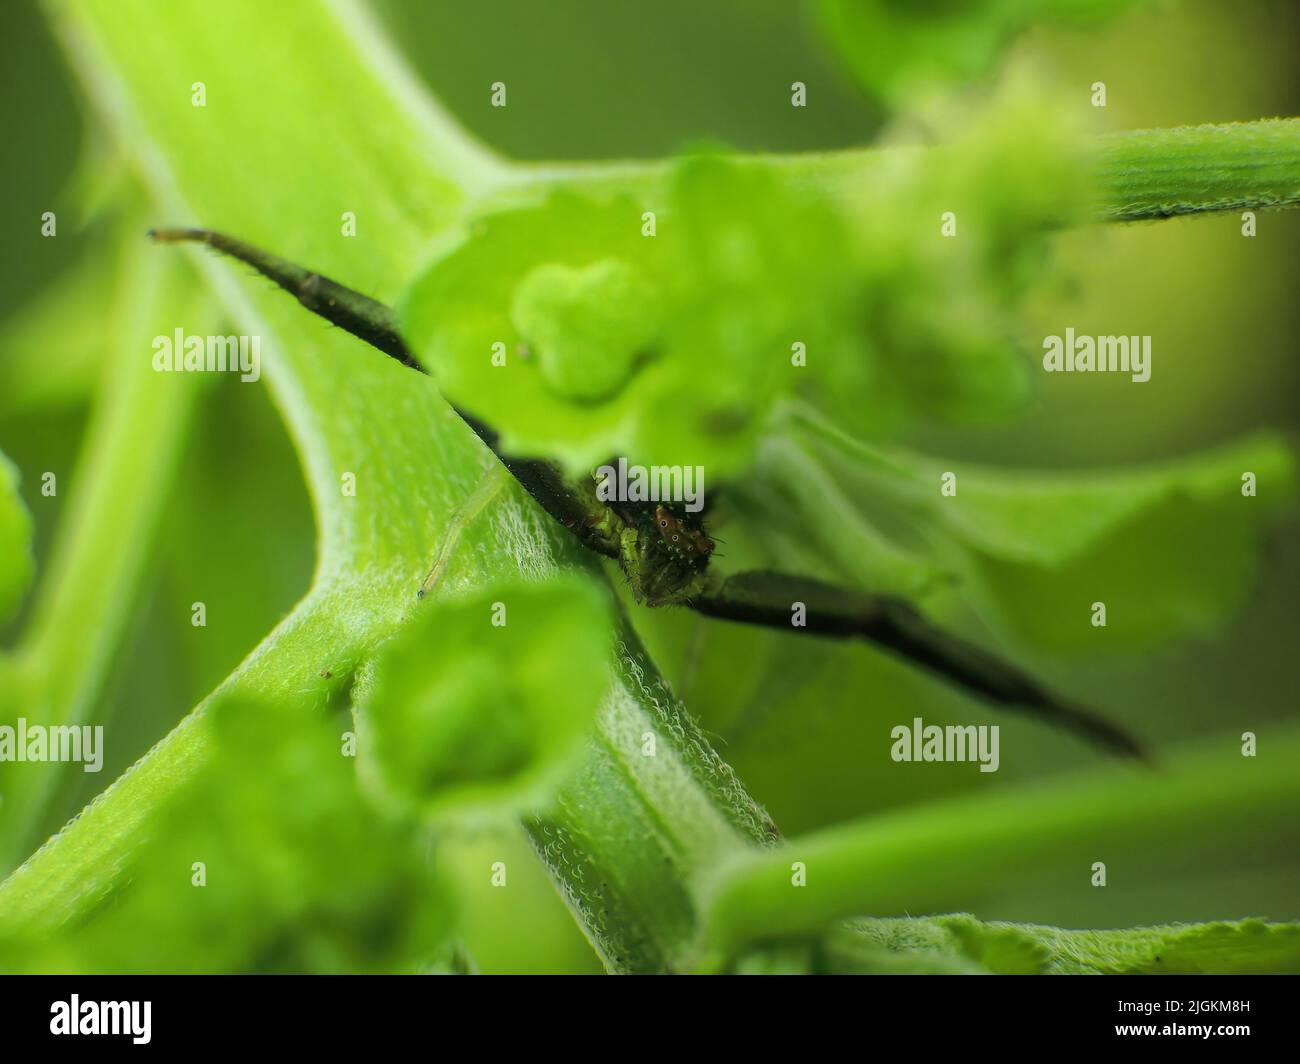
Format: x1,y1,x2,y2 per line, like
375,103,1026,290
149,228,616,559
150,228,419,368
694,571,1147,761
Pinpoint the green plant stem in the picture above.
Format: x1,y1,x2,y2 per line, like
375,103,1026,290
0,585,359,930
0,0,770,968
0,0,503,926
696,727,1300,967
1094,119,1300,220
526,621,775,973
525,118,1300,223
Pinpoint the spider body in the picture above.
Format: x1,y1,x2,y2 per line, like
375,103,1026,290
610,500,713,605
653,505,715,561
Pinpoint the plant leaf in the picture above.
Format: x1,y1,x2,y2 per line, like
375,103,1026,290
0,692,454,973
821,914,1300,974
817,0,1150,105
0,449,34,625
361,572,614,824
787,410,1296,651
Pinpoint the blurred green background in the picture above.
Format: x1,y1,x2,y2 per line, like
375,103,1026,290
1,0,1297,972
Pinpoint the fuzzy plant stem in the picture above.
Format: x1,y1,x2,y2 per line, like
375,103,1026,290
1093,118,1300,220
696,727,1300,968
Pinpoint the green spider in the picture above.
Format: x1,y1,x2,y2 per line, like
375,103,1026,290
149,227,1146,762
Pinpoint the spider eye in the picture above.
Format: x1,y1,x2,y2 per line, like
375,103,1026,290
659,518,668,527
671,534,679,542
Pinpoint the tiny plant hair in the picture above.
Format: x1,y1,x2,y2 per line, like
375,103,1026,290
150,228,1146,762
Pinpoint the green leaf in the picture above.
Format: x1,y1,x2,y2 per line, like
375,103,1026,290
723,432,952,599
0,692,453,973
919,438,1293,570
511,259,662,403
0,230,211,865
817,0,1150,105
0,449,34,625
361,573,614,823
0,239,116,417
402,156,862,477
788,409,1296,651
823,915,1300,974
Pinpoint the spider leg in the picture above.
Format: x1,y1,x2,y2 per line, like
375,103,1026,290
691,570,1148,762
150,228,617,560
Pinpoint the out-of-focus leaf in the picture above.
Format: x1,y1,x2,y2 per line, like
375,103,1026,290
0,233,210,867
914,437,1292,570
820,914,1300,974
362,573,613,824
402,156,860,477
724,433,952,599
783,409,1296,652
817,0,1150,105
0,693,452,973
404,79,1091,480
0,449,35,623
0,246,110,417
